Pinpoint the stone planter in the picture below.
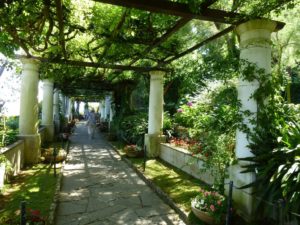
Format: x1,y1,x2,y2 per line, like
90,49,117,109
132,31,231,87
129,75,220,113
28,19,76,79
191,199,215,225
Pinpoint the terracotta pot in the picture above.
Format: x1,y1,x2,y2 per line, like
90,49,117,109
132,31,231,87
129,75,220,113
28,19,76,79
191,200,215,225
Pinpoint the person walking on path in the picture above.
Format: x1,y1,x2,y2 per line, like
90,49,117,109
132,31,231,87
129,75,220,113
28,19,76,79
86,109,97,139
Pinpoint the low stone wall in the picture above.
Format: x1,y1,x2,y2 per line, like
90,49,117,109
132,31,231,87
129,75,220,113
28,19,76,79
0,140,25,176
160,143,214,185
0,127,47,188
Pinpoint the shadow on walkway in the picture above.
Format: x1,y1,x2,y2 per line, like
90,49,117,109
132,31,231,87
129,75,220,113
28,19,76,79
55,122,185,225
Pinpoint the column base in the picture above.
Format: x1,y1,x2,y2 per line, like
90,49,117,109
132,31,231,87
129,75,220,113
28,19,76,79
18,134,41,165
226,162,255,222
43,124,54,142
144,134,166,158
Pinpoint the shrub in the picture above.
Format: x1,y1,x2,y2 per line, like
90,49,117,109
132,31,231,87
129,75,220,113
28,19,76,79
119,112,148,146
0,116,18,147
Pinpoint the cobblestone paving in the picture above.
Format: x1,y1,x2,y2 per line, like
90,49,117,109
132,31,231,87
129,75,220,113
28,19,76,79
55,122,186,225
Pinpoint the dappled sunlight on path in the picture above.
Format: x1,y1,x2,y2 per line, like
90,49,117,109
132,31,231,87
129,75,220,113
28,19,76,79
55,122,185,225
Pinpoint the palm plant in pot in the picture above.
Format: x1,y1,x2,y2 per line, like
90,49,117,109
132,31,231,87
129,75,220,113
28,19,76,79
191,189,227,224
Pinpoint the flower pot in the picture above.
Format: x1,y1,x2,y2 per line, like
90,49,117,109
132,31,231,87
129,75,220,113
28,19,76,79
191,200,215,225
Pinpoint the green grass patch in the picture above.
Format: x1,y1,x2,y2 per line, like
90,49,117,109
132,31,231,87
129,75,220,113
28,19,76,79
0,164,60,224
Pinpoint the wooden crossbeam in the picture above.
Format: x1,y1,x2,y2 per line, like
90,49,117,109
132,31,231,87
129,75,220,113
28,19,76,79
199,0,219,9
55,0,67,58
100,9,129,59
16,55,167,72
128,17,191,66
94,0,242,24
164,25,235,64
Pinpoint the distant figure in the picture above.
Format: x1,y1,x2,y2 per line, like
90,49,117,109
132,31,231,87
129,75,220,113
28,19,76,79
86,109,97,139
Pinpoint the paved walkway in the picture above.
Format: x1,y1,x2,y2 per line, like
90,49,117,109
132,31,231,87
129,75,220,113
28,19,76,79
55,122,185,225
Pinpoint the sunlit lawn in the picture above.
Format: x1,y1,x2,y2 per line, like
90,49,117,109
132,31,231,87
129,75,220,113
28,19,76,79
0,164,60,224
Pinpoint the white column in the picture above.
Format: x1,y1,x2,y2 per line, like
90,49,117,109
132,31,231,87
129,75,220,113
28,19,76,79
105,95,111,120
60,93,66,117
41,79,54,141
144,70,165,157
109,104,114,122
53,89,60,133
19,58,41,164
67,98,73,121
100,100,105,121
228,19,279,220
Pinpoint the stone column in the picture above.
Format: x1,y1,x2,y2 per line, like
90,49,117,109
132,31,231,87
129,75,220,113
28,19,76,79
144,70,165,157
53,89,60,133
105,95,111,120
60,93,66,117
100,100,106,121
75,100,80,116
19,58,41,164
228,19,279,220
109,104,114,122
67,98,73,121
41,79,54,142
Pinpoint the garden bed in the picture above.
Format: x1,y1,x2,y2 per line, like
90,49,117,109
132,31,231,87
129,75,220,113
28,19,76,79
0,163,61,224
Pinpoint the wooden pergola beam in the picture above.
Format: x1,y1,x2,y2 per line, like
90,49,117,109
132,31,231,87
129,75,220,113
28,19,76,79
55,0,67,58
164,25,235,64
15,55,167,72
100,9,129,59
199,0,219,9
128,17,191,66
94,0,242,24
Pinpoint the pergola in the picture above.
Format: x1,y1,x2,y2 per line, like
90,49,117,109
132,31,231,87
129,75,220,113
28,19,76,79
0,0,290,219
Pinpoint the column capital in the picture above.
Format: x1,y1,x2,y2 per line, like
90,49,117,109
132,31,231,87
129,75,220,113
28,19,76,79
20,57,40,72
149,70,165,79
236,19,278,48
236,19,278,36
43,79,54,86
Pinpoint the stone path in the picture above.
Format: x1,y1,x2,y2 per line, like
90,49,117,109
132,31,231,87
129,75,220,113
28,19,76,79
55,122,185,225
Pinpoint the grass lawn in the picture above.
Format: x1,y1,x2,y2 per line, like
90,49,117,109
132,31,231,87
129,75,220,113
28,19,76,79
0,163,60,224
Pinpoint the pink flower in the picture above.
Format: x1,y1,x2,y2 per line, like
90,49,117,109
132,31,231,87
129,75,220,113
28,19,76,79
187,101,193,107
217,200,222,206
177,108,183,113
210,205,215,212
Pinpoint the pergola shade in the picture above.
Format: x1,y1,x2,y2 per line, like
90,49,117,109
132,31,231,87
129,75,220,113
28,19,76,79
0,0,287,96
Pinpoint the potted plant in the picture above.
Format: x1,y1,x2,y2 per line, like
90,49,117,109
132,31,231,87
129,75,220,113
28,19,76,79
191,189,227,224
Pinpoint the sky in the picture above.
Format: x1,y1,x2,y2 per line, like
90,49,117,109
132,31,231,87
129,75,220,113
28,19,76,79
0,54,100,117
0,68,44,116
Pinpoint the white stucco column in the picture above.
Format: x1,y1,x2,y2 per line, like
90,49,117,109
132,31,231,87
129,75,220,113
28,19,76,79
60,93,66,117
228,19,279,220
100,100,106,121
41,79,54,142
105,95,111,120
109,104,114,122
53,89,60,133
19,58,41,164
144,70,165,157
67,98,73,121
